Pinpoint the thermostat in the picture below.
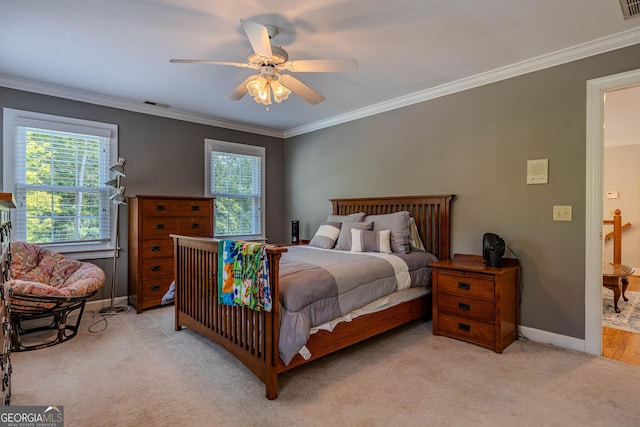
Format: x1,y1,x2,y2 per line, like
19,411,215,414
527,159,548,184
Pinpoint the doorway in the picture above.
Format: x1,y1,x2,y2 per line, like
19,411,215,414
585,68,640,356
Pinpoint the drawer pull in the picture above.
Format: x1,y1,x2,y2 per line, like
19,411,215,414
458,323,471,332
458,302,470,311
155,224,165,230
155,205,166,211
191,223,200,229
458,282,470,290
150,265,161,271
150,245,161,252
151,285,161,292
191,205,200,211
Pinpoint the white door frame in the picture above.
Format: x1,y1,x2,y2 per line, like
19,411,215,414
585,68,640,355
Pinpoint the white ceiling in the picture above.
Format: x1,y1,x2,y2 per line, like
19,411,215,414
1,0,640,138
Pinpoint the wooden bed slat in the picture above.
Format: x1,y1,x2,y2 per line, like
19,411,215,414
172,194,454,399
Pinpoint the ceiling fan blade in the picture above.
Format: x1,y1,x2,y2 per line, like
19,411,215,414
240,19,272,59
230,75,260,100
279,74,325,105
283,59,358,73
169,59,252,68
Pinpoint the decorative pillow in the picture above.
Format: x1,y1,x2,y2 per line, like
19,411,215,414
308,221,342,249
365,211,411,253
326,212,366,223
334,221,373,251
408,217,426,252
351,229,392,254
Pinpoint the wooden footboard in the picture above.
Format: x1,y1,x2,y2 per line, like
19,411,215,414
172,194,454,399
171,235,286,399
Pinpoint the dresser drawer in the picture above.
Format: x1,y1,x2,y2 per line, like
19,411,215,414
141,199,181,217
141,257,174,279
437,312,494,346
140,277,173,308
141,198,211,218
175,200,211,217
140,218,179,239
177,218,212,236
437,293,495,322
141,239,174,259
437,271,495,301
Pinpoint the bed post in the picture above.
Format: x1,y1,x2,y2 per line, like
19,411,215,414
265,248,283,400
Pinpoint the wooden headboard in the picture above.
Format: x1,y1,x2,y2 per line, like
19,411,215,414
330,194,455,261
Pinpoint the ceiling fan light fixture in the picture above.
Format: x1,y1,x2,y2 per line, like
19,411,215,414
271,80,291,103
247,76,272,105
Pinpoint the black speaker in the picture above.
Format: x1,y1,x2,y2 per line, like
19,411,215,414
291,220,299,244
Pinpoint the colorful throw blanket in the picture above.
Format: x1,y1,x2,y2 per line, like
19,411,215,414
218,240,272,312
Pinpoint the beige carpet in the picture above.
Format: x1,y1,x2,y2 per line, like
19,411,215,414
10,305,640,427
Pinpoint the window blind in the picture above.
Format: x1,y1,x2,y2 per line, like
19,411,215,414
13,119,111,245
210,151,262,237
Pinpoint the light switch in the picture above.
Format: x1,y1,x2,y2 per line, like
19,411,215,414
553,205,572,221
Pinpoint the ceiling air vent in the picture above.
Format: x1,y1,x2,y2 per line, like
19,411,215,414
619,0,640,19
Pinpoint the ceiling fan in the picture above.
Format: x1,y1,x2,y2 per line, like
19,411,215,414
170,19,357,107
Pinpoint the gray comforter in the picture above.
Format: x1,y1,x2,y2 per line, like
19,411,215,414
278,246,438,365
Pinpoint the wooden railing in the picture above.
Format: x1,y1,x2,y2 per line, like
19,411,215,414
603,209,631,264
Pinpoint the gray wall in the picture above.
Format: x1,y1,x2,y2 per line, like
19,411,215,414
284,44,640,340
0,87,286,301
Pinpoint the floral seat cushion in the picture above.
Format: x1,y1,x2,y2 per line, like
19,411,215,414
5,242,106,298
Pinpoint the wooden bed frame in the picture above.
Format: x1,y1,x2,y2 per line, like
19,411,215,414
171,194,454,399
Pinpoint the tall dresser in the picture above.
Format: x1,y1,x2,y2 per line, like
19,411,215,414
0,193,15,405
128,195,214,313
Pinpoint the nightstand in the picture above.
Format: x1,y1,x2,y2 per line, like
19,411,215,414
430,254,520,353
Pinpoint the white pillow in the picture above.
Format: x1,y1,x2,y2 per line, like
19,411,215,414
351,229,392,254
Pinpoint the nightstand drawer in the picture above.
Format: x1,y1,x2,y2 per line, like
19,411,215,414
437,312,494,346
437,271,495,301
437,293,495,321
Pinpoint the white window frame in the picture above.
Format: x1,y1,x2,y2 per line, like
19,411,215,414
204,139,265,241
3,108,118,259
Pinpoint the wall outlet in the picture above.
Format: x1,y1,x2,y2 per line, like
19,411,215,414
553,205,572,221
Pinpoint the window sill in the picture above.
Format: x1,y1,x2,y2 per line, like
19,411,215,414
39,244,116,260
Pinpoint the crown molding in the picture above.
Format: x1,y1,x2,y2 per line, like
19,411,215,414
0,75,285,139
2,27,639,140
284,27,640,138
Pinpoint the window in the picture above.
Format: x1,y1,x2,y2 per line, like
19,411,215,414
205,139,265,240
3,108,118,258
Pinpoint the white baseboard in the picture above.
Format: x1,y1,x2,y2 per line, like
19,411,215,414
85,297,129,313
519,325,586,353
81,301,590,354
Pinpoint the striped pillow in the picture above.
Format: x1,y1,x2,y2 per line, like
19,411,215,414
309,221,342,249
351,229,392,254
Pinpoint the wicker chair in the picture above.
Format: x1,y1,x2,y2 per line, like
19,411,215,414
4,242,106,351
